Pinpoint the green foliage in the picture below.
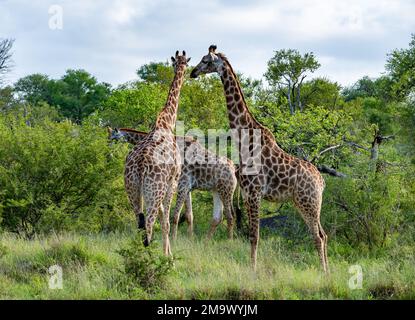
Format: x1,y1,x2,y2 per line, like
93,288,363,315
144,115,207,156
97,69,227,133
252,104,353,167
265,49,321,86
117,232,174,290
40,242,93,268
14,74,52,105
265,49,321,113
14,70,111,123
2,232,415,299
96,82,166,129
0,111,132,237
301,77,343,109
137,61,174,85
386,34,415,100
343,76,395,102
324,160,407,250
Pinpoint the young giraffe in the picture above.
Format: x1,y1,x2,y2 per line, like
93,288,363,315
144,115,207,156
108,127,237,240
190,45,329,273
124,50,189,255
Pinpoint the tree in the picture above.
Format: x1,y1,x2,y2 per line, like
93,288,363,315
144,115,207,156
301,77,342,109
265,49,320,114
342,75,394,102
386,34,415,100
0,38,14,85
55,69,111,123
15,70,111,123
14,74,52,105
137,62,174,85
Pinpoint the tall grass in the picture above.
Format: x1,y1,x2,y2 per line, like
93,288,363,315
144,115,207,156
0,230,414,299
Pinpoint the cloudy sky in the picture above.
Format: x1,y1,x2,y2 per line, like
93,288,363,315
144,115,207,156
1,0,414,87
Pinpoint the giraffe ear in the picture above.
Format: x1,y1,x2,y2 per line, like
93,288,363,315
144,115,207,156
186,57,191,63
171,56,176,64
208,45,217,53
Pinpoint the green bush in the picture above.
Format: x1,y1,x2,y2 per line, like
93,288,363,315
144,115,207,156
323,159,406,250
117,232,174,291
0,112,132,237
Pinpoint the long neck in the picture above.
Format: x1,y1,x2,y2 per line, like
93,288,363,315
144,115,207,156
155,65,186,131
219,57,283,151
119,129,147,145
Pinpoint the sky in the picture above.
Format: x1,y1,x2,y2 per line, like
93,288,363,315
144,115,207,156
1,0,414,88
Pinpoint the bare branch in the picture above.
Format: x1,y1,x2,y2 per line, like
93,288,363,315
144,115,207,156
0,38,14,83
311,144,342,162
317,164,347,178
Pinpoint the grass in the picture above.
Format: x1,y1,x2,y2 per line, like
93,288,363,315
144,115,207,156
0,229,415,300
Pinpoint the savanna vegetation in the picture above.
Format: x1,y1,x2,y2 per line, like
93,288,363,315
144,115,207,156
0,35,414,299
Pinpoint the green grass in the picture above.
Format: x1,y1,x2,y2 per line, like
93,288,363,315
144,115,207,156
0,230,414,300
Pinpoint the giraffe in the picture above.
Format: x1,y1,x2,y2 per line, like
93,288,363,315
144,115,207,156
190,45,329,273
108,127,238,240
124,50,189,255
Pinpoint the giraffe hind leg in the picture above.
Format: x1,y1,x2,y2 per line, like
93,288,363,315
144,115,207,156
207,191,223,240
294,192,329,273
126,186,145,230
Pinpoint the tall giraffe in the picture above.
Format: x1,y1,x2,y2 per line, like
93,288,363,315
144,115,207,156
190,45,329,273
124,50,189,255
108,127,237,240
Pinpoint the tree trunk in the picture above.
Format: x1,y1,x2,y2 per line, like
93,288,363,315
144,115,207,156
287,81,294,115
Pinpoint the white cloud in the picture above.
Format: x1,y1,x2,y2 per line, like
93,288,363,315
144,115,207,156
1,0,414,87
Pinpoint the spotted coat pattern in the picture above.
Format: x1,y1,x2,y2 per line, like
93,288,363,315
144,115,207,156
108,127,237,240
190,46,329,273
124,51,188,256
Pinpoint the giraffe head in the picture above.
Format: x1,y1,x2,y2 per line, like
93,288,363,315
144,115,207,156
190,45,224,78
171,50,191,73
107,127,126,143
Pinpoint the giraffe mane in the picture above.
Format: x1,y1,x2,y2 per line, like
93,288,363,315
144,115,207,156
118,127,196,143
217,53,275,140
118,128,148,135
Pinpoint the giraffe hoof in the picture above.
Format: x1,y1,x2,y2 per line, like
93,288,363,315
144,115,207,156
143,236,149,247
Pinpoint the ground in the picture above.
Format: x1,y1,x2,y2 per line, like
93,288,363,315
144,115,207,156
1,228,414,300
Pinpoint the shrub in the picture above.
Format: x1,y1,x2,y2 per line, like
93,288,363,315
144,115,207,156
323,159,406,250
117,232,174,291
0,112,132,237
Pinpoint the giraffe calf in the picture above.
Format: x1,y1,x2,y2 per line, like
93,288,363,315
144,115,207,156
108,127,238,240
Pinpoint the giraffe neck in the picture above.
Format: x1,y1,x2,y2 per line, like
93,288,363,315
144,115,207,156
118,128,147,145
154,65,186,131
219,57,262,130
218,55,283,152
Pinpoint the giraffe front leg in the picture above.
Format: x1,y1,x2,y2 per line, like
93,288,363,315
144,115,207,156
161,181,177,256
244,191,261,271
